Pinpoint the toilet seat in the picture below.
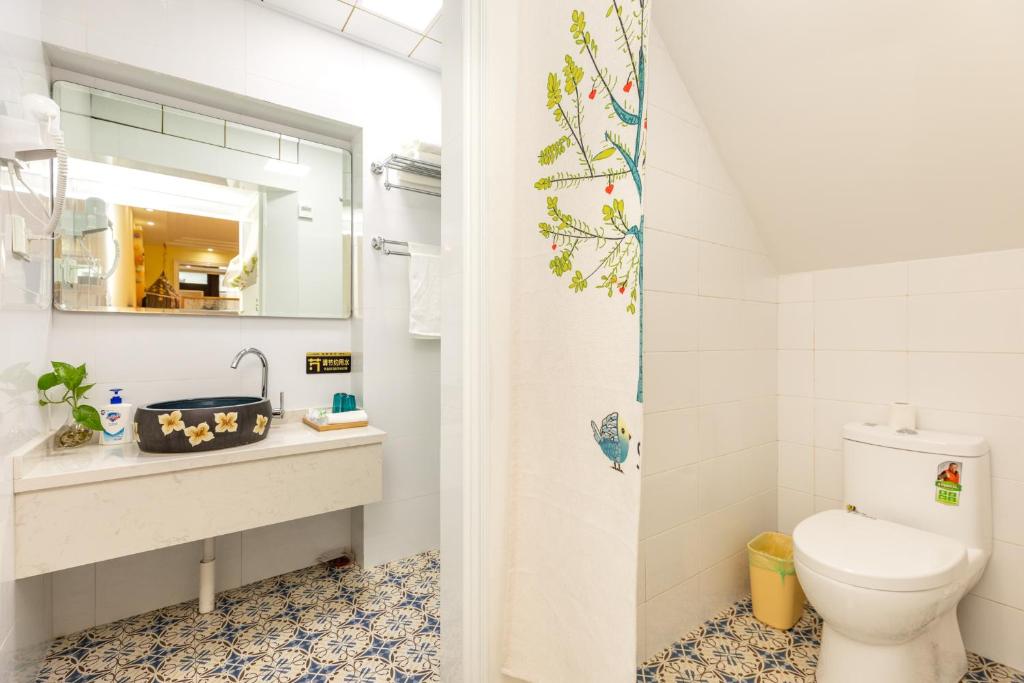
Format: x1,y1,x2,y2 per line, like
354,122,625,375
793,510,967,592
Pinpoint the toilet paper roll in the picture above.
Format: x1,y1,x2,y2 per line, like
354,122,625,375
889,402,917,431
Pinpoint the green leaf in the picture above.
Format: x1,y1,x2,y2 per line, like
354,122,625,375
538,136,570,166
37,371,60,391
546,72,562,109
74,383,95,401
72,404,102,432
50,361,75,386
592,148,615,161
570,270,588,292
562,55,583,95
534,177,553,190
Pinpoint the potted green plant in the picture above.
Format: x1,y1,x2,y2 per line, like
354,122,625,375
38,361,102,449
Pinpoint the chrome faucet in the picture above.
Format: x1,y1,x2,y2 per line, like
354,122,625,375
230,347,284,417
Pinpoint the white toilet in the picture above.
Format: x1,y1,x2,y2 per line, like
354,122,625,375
793,423,992,683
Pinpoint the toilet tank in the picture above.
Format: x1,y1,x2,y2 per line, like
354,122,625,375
843,422,992,552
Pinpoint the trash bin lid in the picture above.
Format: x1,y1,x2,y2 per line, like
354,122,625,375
793,510,967,592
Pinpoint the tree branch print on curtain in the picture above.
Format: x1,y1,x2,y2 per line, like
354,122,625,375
535,0,648,402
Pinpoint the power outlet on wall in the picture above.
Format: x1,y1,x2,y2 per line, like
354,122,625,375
6,214,30,261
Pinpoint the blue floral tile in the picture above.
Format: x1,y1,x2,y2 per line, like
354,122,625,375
638,597,1024,683
33,550,440,682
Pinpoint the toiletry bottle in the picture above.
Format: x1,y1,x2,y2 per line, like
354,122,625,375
100,389,132,445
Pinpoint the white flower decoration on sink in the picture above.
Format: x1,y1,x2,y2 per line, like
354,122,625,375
184,422,215,447
158,410,185,436
253,414,269,436
214,411,239,433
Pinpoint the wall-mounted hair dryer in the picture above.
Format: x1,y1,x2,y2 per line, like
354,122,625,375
0,94,68,239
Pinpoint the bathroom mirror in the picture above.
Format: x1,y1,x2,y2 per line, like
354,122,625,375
51,82,353,319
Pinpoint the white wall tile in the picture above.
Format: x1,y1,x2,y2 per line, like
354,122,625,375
644,521,700,598
698,398,776,461
908,291,1024,353
644,170,700,239
240,511,351,584
646,105,701,182
698,490,776,570
777,487,814,535
50,566,94,637
814,262,907,301
909,249,1024,295
992,478,1024,546
778,396,813,445
778,273,813,303
699,350,775,405
814,298,907,351
698,550,750,621
643,576,701,660
778,303,813,349
699,187,760,252
778,350,813,397
972,540,1024,611
699,444,776,515
813,496,843,513
813,399,888,450
743,252,777,303
778,443,813,493
916,409,1024,482
646,230,699,294
958,595,1024,672
814,350,908,404
698,242,745,299
643,409,700,476
813,448,843,500
645,352,699,413
640,465,700,538
909,353,1024,417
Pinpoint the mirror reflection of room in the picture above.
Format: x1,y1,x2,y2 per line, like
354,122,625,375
51,82,352,320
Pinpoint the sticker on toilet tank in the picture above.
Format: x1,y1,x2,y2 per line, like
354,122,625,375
935,461,963,506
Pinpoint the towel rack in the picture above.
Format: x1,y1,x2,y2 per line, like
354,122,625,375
370,154,441,197
370,236,412,257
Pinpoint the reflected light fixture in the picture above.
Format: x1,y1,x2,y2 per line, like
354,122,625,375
264,159,310,177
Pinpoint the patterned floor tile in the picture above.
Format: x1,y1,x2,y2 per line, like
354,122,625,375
33,550,440,683
638,597,1024,683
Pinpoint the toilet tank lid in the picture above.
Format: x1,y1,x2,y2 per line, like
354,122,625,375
843,423,988,457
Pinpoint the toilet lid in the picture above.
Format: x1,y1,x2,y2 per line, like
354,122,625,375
793,510,968,592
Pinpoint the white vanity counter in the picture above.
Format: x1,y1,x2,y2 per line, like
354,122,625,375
14,418,385,579
15,419,386,492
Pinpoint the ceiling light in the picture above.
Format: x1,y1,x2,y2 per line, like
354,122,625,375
358,0,441,32
145,221,155,226
207,248,214,252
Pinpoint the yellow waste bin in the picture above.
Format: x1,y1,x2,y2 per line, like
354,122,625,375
747,531,805,630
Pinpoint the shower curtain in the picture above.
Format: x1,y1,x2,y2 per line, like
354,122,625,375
503,1,649,680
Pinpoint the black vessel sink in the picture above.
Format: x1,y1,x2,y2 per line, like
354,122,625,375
135,396,273,454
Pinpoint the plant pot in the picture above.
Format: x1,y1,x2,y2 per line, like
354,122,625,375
53,418,94,450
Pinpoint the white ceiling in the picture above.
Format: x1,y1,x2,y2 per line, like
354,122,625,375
258,0,442,70
655,1,1024,273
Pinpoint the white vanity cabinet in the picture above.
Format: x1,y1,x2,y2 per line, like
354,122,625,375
14,421,384,579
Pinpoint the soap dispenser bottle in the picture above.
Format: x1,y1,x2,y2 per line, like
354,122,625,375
100,388,132,445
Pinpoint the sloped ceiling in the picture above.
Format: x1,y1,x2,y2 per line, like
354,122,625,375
655,1,1024,273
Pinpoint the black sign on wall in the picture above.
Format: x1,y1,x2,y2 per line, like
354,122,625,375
306,352,352,374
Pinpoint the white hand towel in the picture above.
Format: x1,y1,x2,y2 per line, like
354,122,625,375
408,244,441,340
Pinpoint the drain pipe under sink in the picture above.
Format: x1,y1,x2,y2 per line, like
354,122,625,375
199,538,215,614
